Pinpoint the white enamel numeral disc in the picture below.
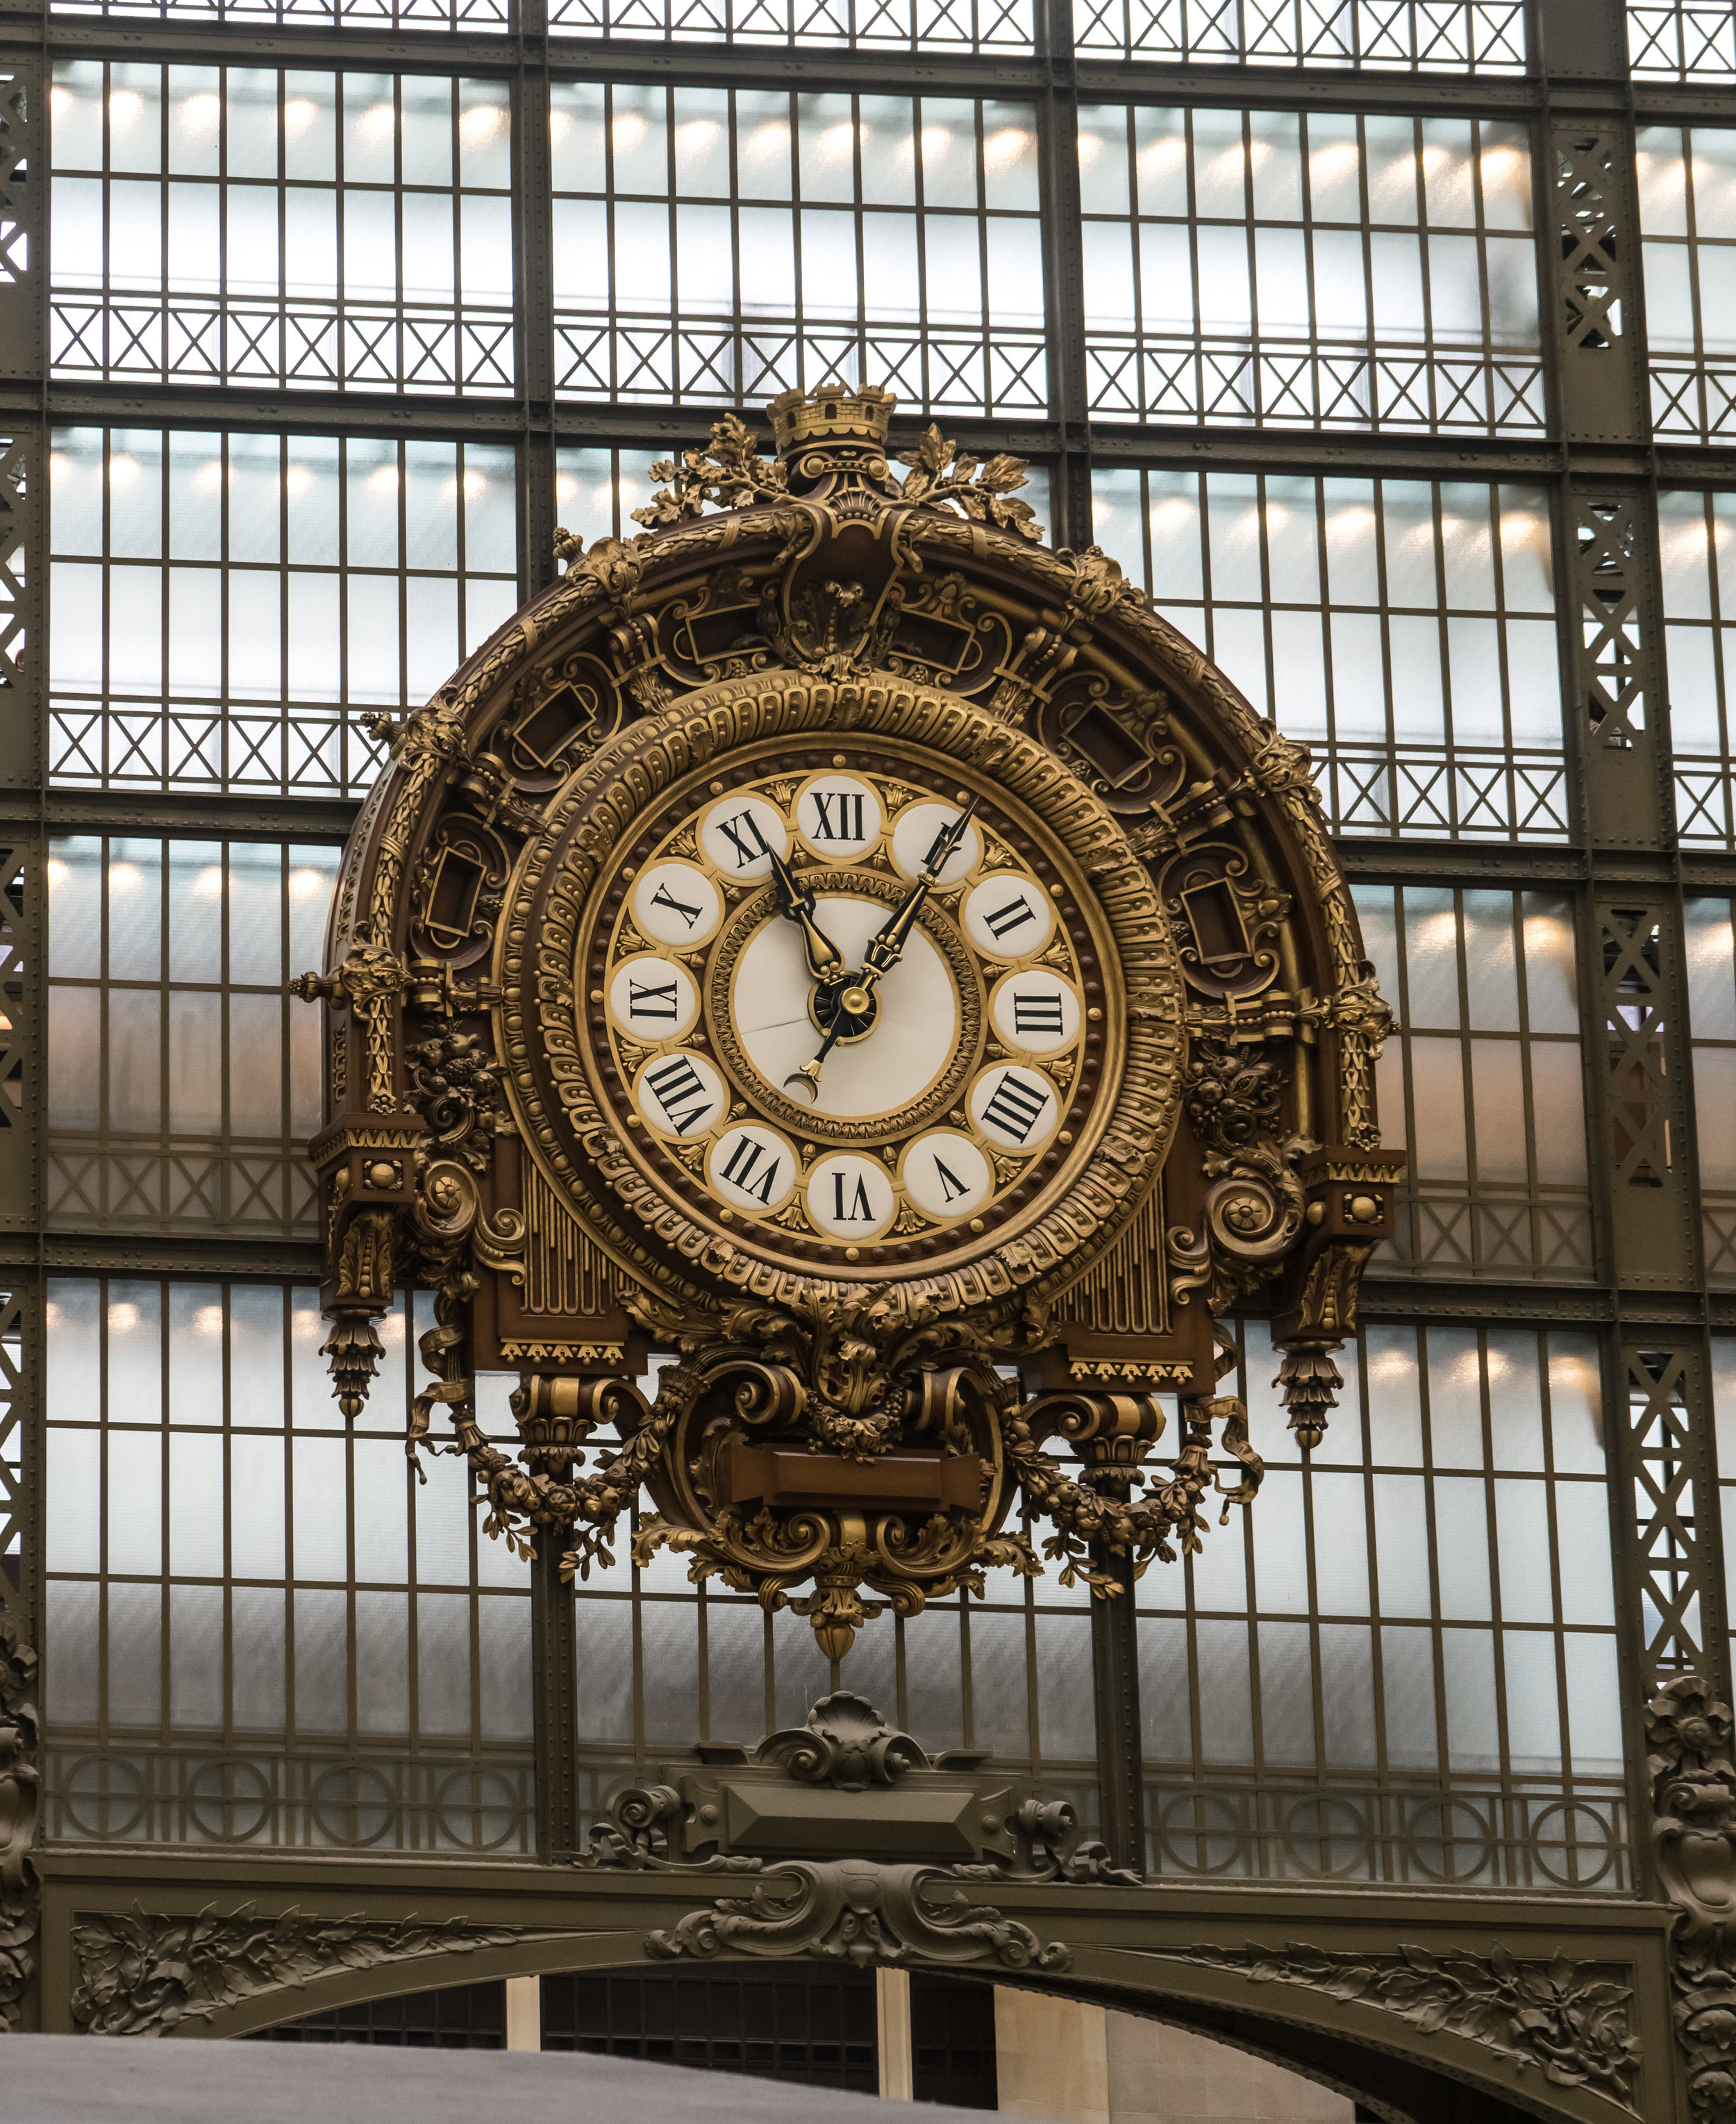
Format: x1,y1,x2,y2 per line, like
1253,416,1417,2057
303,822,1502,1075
700,795,789,879
901,1131,992,1220
805,1152,897,1239
633,861,722,948
968,1063,1060,1153
962,876,1055,960
633,1049,728,1138
992,970,1080,1054
608,953,699,1041
794,774,884,863
890,801,981,885
705,1123,799,1213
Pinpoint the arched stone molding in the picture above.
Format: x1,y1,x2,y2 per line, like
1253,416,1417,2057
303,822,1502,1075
37,1861,1671,2124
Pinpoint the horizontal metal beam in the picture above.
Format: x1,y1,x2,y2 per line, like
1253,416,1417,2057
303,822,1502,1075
0,1232,324,1278
1,786,363,841
28,381,1736,491
1337,836,1736,893
1360,1276,1736,1327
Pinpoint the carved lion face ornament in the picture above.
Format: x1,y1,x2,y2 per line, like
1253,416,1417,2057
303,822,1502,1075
296,383,1402,1657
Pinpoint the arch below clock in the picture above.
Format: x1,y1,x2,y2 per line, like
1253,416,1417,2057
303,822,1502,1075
139,1926,1644,2124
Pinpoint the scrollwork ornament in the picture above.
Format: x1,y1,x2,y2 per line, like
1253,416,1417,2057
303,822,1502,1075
1648,1675,1736,2118
68,1904,532,2036
1168,1040,1312,1316
647,1860,1072,1973
0,1607,40,2032
1158,1940,1641,2109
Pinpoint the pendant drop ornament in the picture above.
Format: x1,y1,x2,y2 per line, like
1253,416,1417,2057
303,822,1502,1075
294,380,1403,1657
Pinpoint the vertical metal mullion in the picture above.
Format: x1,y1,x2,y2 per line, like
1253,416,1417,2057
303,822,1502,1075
853,92,869,402
1034,0,1087,548
522,0,579,1856
1476,1327,1517,1886
1414,1327,1458,1874
514,11,553,601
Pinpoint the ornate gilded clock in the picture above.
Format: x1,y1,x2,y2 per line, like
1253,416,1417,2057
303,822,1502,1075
297,385,1402,1654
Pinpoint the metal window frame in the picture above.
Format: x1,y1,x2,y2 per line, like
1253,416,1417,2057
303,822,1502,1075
0,0,1732,2043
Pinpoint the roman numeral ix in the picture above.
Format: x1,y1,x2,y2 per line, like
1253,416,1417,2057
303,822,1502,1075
627,977,681,1020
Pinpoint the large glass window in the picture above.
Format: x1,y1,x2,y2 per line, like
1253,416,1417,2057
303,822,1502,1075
1077,107,1539,431
1142,1322,1624,1890
551,85,1045,413
1684,895,1736,1280
49,425,518,795
41,1279,533,1853
47,837,337,1241
1353,883,1589,1279
1660,488,1736,842
1091,467,1560,838
1639,124,1736,441
50,63,513,392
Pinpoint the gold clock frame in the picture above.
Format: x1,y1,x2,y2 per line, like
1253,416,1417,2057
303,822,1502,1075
294,382,1404,1654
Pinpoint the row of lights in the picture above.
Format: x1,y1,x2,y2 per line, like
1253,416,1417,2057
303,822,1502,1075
56,84,508,147
50,452,493,503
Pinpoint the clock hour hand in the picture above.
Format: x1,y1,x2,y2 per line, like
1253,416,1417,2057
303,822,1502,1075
767,847,846,983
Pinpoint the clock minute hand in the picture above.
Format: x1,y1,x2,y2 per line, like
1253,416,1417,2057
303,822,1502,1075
767,847,846,982
859,794,980,986
783,797,980,1103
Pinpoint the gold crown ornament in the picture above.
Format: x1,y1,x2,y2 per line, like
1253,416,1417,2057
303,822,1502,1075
767,381,900,498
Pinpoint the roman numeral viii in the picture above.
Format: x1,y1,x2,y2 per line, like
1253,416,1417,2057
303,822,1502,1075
645,1056,712,1134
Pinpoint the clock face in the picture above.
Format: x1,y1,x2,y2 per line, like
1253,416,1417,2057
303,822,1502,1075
579,750,1111,1270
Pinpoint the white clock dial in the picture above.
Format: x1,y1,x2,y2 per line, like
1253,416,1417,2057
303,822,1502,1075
633,861,722,947
969,1063,1060,1152
794,774,884,863
805,1152,898,1239
901,1131,993,1219
962,875,1056,960
700,795,789,879
608,953,699,1040
891,801,981,884
992,970,1081,1055
633,1049,728,1137
706,1121,799,1212
731,895,960,1121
